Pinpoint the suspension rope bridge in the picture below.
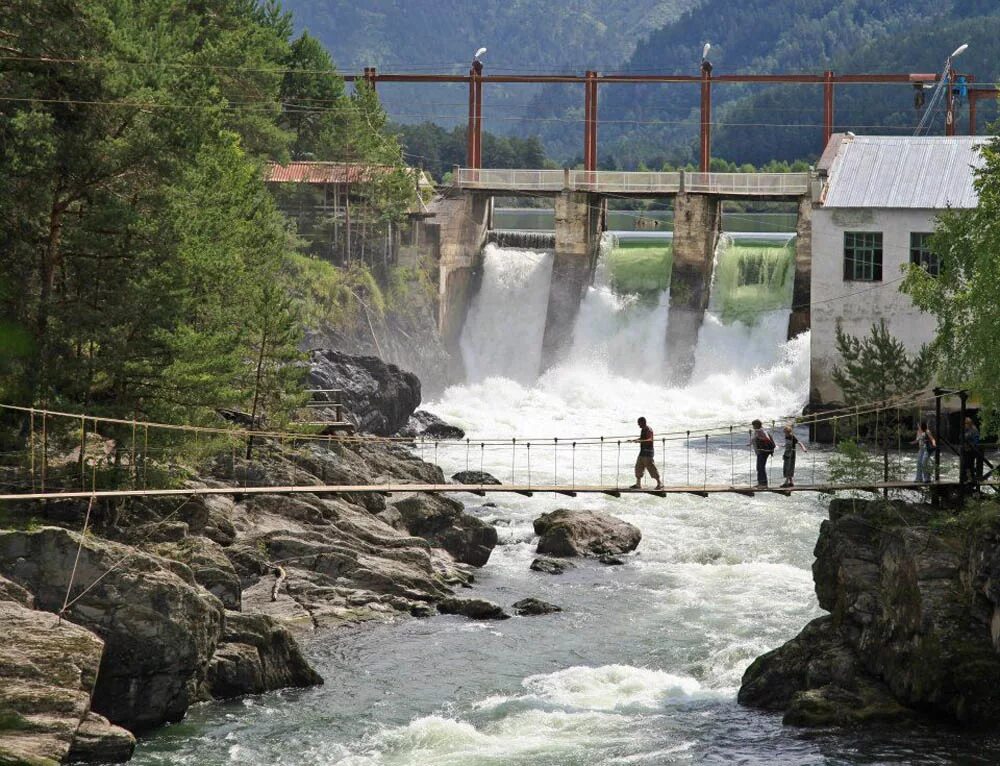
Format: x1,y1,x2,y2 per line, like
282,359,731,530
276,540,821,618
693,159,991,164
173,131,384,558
0,388,993,503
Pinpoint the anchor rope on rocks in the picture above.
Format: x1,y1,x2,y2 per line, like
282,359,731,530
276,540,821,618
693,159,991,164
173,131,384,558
57,495,194,620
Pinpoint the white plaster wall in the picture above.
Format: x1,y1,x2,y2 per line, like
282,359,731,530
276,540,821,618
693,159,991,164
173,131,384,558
810,207,938,404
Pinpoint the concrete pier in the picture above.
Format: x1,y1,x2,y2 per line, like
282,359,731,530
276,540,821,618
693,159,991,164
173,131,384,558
540,192,603,369
666,193,721,383
433,194,489,353
787,195,812,339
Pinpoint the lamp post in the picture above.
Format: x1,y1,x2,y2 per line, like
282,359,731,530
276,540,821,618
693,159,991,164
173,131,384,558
945,43,968,136
468,47,486,169
700,43,713,173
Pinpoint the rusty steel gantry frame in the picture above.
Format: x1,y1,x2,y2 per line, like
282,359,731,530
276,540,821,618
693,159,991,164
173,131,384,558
345,67,987,173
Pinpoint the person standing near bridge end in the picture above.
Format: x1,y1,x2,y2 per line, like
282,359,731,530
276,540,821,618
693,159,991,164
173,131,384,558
630,417,663,490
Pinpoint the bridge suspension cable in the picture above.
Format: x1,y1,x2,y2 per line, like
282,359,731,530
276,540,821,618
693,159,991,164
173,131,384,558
0,389,990,501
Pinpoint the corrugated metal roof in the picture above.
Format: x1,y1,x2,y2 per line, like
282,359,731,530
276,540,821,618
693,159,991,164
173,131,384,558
264,162,387,184
822,136,987,209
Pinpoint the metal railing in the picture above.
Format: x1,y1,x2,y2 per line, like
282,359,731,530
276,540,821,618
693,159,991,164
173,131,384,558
451,168,811,196
683,172,811,196
570,170,682,193
452,168,566,190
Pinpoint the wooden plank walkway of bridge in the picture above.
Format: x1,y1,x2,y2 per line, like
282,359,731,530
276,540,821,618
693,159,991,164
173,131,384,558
1,481,990,503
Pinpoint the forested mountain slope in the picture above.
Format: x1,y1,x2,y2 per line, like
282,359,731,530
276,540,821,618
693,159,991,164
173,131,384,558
280,0,698,128
528,0,1000,165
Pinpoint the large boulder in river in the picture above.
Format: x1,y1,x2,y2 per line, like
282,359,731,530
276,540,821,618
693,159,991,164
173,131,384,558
0,576,135,765
512,597,562,616
382,492,498,567
437,596,510,620
205,611,322,699
533,510,641,558
398,410,465,439
451,470,502,486
309,349,421,435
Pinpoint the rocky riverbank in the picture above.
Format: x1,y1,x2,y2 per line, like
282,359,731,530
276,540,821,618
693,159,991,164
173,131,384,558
0,351,493,764
739,497,1000,728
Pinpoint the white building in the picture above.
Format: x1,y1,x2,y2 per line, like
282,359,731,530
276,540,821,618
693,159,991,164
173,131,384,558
809,134,986,405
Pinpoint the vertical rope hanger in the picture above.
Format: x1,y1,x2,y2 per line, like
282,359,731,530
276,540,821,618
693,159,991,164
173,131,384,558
29,408,35,491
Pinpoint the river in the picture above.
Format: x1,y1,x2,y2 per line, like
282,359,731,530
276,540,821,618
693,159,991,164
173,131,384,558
131,240,1000,764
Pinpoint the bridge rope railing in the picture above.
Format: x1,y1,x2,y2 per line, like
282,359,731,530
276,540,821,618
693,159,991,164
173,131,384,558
0,389,988,500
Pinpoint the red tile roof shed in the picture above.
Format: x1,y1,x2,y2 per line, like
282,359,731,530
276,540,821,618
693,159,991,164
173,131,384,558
264,162,391,184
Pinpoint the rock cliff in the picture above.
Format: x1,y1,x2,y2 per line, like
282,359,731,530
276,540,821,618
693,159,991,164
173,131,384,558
0,354,495,762
739,498,1000,727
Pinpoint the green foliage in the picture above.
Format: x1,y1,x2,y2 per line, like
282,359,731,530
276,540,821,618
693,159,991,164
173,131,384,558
283,255,385,330
832,320,932,406
0,0,410,449
902,137,1000,432
393,122,548,181
828,439,883,485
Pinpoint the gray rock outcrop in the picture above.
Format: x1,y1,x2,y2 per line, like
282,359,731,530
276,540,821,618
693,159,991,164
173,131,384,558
437,597,510,620
451,470,502,486
398,410,465,440
382,492,498,567
512,597,562,616
0,577,135,764
309,349,421,435
533,509,642,558
739,498,1000,727
0,527,224,732
530,557,574,574
205,612,322,699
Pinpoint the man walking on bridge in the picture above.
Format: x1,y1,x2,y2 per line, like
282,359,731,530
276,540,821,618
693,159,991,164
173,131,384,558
630,417,663,490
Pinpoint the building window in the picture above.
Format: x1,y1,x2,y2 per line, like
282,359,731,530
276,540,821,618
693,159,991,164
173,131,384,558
843,231,883,282
910,232,940,276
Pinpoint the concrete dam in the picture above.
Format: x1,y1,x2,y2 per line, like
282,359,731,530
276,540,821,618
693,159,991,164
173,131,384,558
406,170,814,383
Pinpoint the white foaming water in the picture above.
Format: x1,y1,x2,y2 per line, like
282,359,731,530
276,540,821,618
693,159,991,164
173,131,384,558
134,241,828,766
379,241,819,765
460,243,554,384
692,234,796,379
570,241,671,377
340,666,708,766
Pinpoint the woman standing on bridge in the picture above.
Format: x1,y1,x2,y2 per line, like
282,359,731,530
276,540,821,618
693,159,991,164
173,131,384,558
780,424,807,488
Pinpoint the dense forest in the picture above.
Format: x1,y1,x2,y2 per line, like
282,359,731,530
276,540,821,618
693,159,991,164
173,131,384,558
392,123,548,179
286,0,1000,168
279,0,697,127
0,0,415,430
528,0,1000,165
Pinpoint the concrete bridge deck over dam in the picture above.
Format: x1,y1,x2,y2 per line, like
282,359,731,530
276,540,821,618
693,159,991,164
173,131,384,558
406,169,816,381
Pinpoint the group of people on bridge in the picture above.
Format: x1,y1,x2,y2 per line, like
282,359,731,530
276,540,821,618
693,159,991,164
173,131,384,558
630,414,991,491
628,416,808,490
629,417,992,496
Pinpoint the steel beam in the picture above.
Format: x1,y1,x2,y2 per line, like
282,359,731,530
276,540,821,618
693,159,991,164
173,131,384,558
823,70,834,149
473,71,483,168
946,68,956,137
700,63,712,173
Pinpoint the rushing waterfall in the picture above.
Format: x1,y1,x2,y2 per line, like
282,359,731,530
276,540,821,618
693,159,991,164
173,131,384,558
135,229,832,766
570,234,671,377
693,234,797,378
486,230,557,250
459,243,554,384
